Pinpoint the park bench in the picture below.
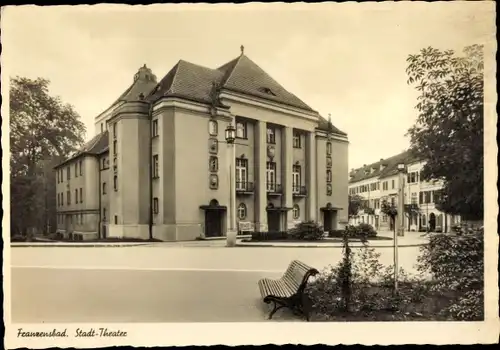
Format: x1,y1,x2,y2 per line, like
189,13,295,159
258,260,319,321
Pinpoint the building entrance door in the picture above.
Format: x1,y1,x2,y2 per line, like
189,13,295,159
205,211,223,237
323,211,332,231
267,211,281,232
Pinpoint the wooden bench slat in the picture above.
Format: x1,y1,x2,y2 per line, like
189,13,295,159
257,259,319,321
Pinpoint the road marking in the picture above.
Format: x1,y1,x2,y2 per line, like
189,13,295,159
11,265,284,274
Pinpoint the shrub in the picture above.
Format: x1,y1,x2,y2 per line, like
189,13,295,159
288,221,325,241
416,229,484,320
328,229,344,238
250,231,288,241
356,223,378,237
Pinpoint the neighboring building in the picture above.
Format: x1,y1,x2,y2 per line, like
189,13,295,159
348,151,460,233
54,48,349,241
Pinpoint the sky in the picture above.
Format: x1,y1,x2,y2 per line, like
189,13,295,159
2,3,494,170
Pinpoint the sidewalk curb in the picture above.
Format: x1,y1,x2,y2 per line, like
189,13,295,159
10,243,154,248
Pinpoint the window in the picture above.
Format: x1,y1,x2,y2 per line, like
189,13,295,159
101,123,104,133
67,167,70,180
153,155,159,178
114,175,118,191
79,188,83,203
326,142,332,155
235,158,248,190
113,140,117,155
208,120,218,136
421,215,427,226
266,162,276,191
391,197,395,206
57,170,59,184
433,190,442,204
292,165,301,193
391,179,395,189
75,189,78,203
79,160,83,176
374,199,380,209
209,156,218,172
237,203,247,220
114,215,118,225
103,208,107,221
236,122,247,139
153,197,159,214
75,163,78,177
382,214,387,223
80,213,83,225
326,156,332,168
152,119,159,137
293,132,301,148
382,181,388,191
67,191,71,205
377,182,380,190
326,184,332,196
326,170,332,183
102,182,107,194
113,123,117,139
293,204,300,220
407,171,419,184
59,169,63,183
266,127,275,144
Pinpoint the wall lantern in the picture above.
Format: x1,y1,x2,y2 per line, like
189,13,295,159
225,122,236,144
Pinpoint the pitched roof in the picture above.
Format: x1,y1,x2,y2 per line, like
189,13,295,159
317,115,347,136
348,150,419,183
148,54,317,111
54,131,109,168
147,60,225,106
217,54,315,112
114,65,158,104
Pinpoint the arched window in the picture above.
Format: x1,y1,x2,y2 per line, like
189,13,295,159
293,204,300,220
237,203,247,220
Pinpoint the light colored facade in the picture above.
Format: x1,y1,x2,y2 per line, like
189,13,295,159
348,152,460,233
55,50,349,241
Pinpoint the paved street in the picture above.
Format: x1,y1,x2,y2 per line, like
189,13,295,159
10,245,425,323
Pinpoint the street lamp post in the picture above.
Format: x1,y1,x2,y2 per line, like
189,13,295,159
397,163,406,238
393,162,406,292
225,122,237,247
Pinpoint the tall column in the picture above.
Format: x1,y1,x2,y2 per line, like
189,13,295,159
306,131,317,221
255,121,268,231
282,127,294,230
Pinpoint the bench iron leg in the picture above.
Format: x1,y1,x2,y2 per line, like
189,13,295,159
268,301,285,320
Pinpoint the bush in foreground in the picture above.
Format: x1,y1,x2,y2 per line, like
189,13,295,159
305,227,484,321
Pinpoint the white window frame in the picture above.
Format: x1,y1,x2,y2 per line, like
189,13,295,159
266,162,276,191
293,133,301,148
293,204,300,220
292,165,301,193
237,203,247,220
235,158,248,190
236,122,246,139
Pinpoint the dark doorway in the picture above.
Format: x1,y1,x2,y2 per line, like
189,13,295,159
102,224,107,239
323,211,333,231
267,211,281,232
205,211,223,237
201,199,226,238
429,213,436,232
375,216,379,230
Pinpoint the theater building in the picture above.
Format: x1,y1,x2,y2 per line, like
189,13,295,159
54,48,349,241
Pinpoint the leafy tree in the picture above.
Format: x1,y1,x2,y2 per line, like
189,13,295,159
10,76,86,238
348,194,364,218
406,45,483,221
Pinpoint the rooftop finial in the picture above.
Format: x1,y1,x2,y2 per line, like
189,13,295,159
328,113,331,123
240,45,245,55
